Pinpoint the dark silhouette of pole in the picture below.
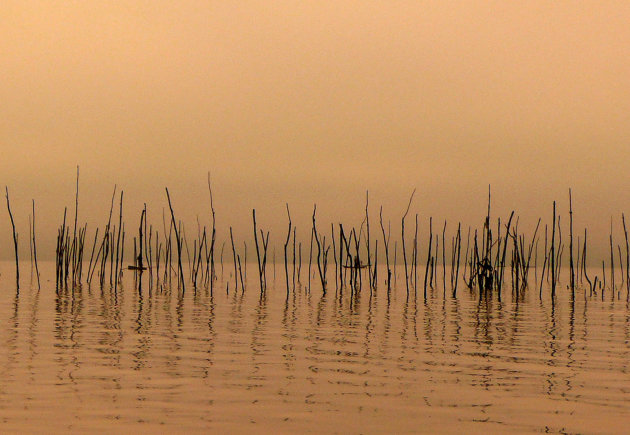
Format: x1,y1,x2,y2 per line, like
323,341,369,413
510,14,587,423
5,187,19,290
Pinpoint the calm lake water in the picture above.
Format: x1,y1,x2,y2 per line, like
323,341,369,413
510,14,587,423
0,261,629,434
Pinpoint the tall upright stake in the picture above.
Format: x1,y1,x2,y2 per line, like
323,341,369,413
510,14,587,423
365,191,372,289
72,166,79,284
253,209,264,293
114,191,123,291
284,204,292,295
423,217,433,300
5,187,19,290
401,189,416,298
230,227,238,292
551,201,556,298
165,188,185,293
32,199,40,289
610,218,615,291
379,207,391,292
569,189,575,296
623,213,630,298
207,172,217,294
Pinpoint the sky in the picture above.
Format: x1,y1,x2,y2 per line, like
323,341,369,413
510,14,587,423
1,1,630,262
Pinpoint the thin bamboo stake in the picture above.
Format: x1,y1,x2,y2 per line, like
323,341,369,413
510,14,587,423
284,204,292,294
165,188,185,293
32,199,40,290
5,187,19,290
379,206,391,292
230,227,238,292
401,189,416,297
253,209,264,293
423,217,432,300
551,201,556,297
569,189,575,294
623,213,630,299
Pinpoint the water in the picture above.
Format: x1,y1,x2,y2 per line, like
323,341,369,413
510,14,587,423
1,261,629,433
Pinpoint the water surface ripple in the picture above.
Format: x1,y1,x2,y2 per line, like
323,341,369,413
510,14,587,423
0,262,629,433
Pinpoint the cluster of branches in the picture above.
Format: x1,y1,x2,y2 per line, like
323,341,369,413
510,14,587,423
6,178,630,304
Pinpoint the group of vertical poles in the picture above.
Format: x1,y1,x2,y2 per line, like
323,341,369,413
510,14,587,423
56,167,90,290
8,179,630,304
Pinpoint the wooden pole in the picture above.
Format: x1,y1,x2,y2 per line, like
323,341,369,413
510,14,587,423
165,188,185,293
5,187,19,290
284,204,292,295
569,189,575,295
32,199,40,289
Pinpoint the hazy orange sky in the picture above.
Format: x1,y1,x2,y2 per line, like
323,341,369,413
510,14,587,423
1,1,630,261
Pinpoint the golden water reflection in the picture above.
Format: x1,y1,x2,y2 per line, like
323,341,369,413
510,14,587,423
0,262,628,433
